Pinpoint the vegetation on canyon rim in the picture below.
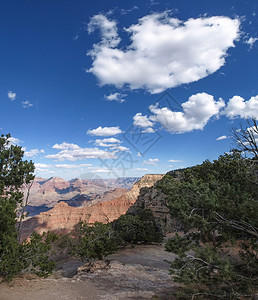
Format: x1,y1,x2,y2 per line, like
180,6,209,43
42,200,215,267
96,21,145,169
0,134,57,280
59,208,163,261
158,121,258,299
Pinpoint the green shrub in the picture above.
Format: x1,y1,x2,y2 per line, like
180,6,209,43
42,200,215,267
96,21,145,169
73,222,120,260
158,152,258,299
113,208,163,245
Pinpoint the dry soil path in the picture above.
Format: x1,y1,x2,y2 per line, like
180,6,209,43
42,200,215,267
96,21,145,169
0,244,177,300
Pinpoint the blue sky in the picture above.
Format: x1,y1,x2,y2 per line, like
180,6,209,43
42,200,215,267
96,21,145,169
1,0,258,179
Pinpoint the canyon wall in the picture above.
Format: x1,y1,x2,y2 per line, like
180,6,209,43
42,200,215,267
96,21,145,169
128,179,175,234
21,174,164,239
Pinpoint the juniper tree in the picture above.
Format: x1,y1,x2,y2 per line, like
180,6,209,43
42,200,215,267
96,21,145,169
158,151,258,299
0,134,56,280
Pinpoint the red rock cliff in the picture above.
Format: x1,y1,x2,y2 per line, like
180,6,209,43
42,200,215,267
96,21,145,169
20,174,164,239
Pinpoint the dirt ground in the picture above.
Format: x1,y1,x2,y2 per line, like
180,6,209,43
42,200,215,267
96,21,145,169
0,244,177,300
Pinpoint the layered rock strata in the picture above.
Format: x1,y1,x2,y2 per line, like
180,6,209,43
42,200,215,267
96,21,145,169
21,174,164,239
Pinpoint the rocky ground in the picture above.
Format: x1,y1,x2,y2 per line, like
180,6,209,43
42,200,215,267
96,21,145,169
0,244,177,300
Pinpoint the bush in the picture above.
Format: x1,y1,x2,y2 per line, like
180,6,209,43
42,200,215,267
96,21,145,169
113,208,163,245
73,222,120,260
72,209,163,261
158,152,258,299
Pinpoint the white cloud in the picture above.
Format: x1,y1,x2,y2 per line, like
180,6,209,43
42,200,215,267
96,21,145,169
8,137,22,145
142,127,155,133
216,135,227,141
22,100,33,108
110,145,130,152
121,6,139,15
223,95,258,120
94,137,122,147
168,159,182,163
54,164,91,169
88,166,113,173
7,91,16,101
143,158,159,166
87,126,122,136
104,92,126,103
34,163,55,173
53,142,80,150
88,13,240,94
35,163,49,168
35,163,92,170
89,168,111,173
133,113,154,128
245,37,258,48
149,92,225,133
247,126,258,145
46,147,116,161
133,168,148,171
88,14,120,47
37,169,55,174
24,148,45,157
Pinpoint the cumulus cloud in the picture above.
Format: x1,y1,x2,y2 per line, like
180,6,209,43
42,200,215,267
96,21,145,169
168,159,182,163
35,163,92,170
133,113,155,133
134,93,258,135
24,148,45,157
142,127,155,133
87,126,122,136
149,92,225,133
46,147,117,161
245,37,258,48
7,91,16,101
22,100,33,108
216,135,227,141
110,145,130,152
133,168,148,171
34,163,54,173
133,113,154,128
104,92,126,103
54,164,91,169
53,142,80,150
223,95,258,120
8,137,22,145
88,13,240,93
95,137,122,145
88,14,120,47
94,139,129,151
247,126,258,144
143,158,159,166
34,163,49,168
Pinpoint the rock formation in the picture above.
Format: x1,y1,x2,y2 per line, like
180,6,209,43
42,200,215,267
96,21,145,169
23,176,139,215
128,175,174,234
21,174,164,239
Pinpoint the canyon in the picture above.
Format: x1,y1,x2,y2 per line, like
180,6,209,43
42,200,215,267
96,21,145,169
24,176,139,216
21,174,165,239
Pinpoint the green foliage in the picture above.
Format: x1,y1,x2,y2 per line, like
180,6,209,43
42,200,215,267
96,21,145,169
113,208,163,245
72,208,163,261
158,151,258,299
0,232,58,280
0,134,56,280
73,222,120,260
